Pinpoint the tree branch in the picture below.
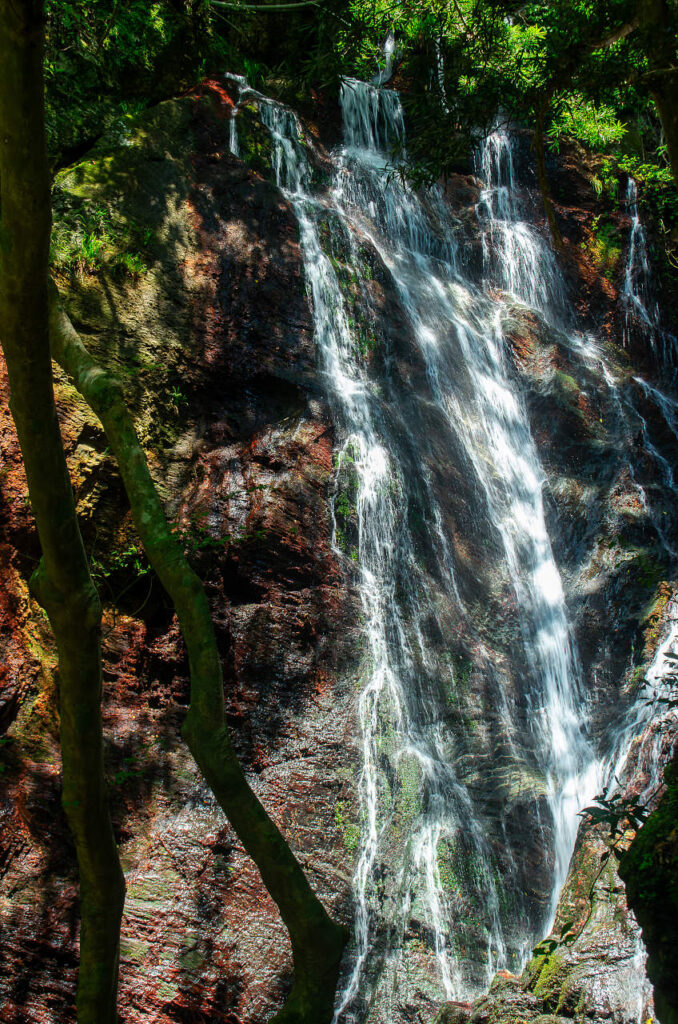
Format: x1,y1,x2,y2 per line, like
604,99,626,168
211,0,322,10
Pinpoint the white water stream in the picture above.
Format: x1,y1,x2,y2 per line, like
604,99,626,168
623,178,678,370
227,76,677,1020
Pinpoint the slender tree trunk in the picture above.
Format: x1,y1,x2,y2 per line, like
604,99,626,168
620,752,678,1024
639,0,678,186
48,288,347,1023
534,101,563,251
0,4,125,1022
648,71,678,188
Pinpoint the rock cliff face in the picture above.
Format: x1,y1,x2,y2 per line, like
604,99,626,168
0,84,360,1024
0,78,676,1024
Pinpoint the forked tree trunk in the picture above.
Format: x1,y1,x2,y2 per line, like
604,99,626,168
48,288,347,1023
0,3,125,1022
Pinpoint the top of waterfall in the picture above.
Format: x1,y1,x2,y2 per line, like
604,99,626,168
340,77,405,156
371,32,397,87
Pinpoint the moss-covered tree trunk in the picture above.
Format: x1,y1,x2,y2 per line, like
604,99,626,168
0,3,125,1022
638,0,678,187
620,752,678,1024
48,289,347,1023
534,100,563,252
649,72,678,188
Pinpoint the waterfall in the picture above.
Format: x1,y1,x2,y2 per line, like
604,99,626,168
227,75,673,1021
371,32,397,87
606,596,678,802
623,179,656,350
623,178,678,369
475,130,566,317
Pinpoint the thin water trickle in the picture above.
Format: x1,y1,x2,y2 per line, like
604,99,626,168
623,178,678,369
605,596,678,802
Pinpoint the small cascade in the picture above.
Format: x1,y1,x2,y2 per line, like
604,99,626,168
635,374,678,446
475,130,566,317
371,32,397,87
434,41,450,114
569,331,678,558
564,334,678,795
623,179,656,346
606,596,678,802
622,178,678,369
224,72,250,157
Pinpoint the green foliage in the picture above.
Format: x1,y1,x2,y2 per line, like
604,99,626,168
579,792,650,844
588,157,621,203
620,758,678,903
173,507,268,557
170,386,188,408
90,543,150,588
51,201,151,279
532,919,577,958
333,441,361,560
353,325,378,359
334,799,360,854
547,95,626,152
116,252,149,278
44,0,211,161
581,215,622,279
112,754,144,787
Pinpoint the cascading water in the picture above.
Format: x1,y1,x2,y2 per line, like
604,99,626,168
623,179,656,346
623,177,678,369
475,131,566,317
227,73,676,1022
606,595,678,802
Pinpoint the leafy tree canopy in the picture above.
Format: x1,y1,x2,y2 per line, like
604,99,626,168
43,0,677,250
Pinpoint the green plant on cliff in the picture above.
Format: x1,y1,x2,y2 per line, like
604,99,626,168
44,0,211,161
581,215,623,279
334,799,360,855
51,200,151,278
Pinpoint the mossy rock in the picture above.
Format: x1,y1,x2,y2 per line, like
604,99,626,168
433,1003,471,1024
393,750,424,829
553,371,579,401
530,952,568,1003
234,101,274,179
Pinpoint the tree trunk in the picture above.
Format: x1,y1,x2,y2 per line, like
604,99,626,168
0,3,125,1022
48,287,347,1023
619,751,678,1024
638,0,678,186
534,102,563,251
649,70,678,188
